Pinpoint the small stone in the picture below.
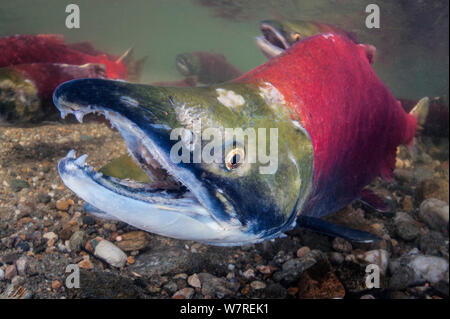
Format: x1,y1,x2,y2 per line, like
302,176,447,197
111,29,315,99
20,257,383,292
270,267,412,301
52,280,62,289
389,251,449,288
0,269,4,280
37,192,51,204
43,232,58,241
4,264,17,280
56,200,70,211
78,258,94,270
68,231,86,252
15,256,27,276
420,231,446,256
115,231,150,251
187,273,201,288
264,283,286,298
272,250,326,285
419,199,449,233
250,281,266,290
394,212,420,241
93,239,127,268
11,179,29,192
357,249,389,274
296,246,311,258
402,196,414,212
256,265,277,275
416,179,449,204
197,272,238,298
242,268,255,279
360,294,375,299
173,287,194,299
332,238,352,253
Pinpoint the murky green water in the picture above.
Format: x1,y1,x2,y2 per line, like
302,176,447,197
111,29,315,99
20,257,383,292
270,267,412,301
1,0,448,100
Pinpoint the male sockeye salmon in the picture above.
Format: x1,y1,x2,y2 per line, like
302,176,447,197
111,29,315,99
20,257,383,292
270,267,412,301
52,33,428,246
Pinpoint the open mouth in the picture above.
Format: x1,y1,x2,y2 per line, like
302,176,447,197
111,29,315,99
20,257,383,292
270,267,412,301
255,23,290,59
52,78,268,245
260,24,289,50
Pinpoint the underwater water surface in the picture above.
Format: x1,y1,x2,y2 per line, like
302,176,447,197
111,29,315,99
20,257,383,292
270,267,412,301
0,0,448,100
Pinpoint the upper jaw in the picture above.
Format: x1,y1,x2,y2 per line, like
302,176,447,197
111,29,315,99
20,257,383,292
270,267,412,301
256,22,290,58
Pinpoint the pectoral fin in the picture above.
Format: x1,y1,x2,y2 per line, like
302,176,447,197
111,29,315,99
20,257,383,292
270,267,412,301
298,215,382,243
358,188,390,212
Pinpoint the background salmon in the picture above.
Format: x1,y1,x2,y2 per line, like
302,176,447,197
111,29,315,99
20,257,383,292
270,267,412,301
0,34,128,79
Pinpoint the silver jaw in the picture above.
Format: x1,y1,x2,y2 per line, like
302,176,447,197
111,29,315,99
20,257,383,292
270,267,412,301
255,36,285,59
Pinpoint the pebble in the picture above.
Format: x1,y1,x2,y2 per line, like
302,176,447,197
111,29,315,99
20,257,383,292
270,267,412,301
197,273,239,298
296,246,311,258
0,268,4,280
357,249,390,274
127,256,135,265
90,238,127,268
242,268,255,279
4,264,17,280
15,256,27,276
394,212,420,241
68,230,86,252
256,265,277,275
43,232,58,241
78,258,94,270
37,192,51,204
272,250,326,285
419,231,446,256
187,273,201,288
115,231,150,251
416,179,449,204
56,199,70,211
332,237,352,253
250,280,266,290
389,250,449,288
52,280,62,289
173,287,194,299
419,198,449,233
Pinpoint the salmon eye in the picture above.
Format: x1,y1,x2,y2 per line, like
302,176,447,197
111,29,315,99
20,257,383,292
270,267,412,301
225,147,244,170
293,33,301,41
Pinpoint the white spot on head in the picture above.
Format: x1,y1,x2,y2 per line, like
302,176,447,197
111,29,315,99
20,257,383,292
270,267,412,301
258,82,285,107
322,33,336,42
216,88,245,109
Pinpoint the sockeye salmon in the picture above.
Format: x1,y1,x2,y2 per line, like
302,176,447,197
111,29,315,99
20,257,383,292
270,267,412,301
52,33,427,245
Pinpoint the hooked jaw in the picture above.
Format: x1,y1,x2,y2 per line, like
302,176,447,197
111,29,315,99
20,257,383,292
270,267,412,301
53,79,292,246
255,21,290,59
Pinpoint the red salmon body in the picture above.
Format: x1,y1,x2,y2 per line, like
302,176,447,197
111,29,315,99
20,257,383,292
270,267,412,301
237,33,417,217
0,34,128,79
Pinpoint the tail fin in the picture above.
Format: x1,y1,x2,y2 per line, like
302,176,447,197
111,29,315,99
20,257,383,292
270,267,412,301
410,97,430,131
407,97,430,158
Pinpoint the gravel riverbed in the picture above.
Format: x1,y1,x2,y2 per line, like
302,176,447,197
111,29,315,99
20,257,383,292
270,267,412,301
0,120,448,299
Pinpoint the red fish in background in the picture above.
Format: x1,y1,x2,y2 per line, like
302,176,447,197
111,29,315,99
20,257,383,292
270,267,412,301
0,34,141,79
0,34,146,122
